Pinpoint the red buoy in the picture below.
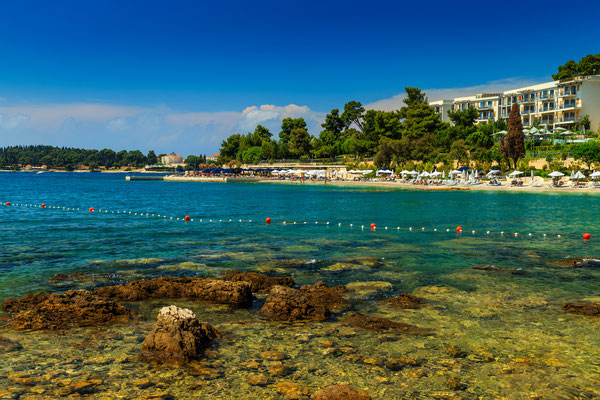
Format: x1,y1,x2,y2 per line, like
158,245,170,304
89,207,95,212
185,215,191,222
5,202,10,206
370,223,376,230
583,233,591,241
456,226,463,233
266,217,272,225
41,203,46,208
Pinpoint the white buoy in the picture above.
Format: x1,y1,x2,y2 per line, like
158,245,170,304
385,227,388,230
326,222,330,225
338,223,341,226
486,231,490,234
409,227,413,231
446,228,450,232
501,231,504,235
283,221,286,225
528,233,532,236
472,230,475,234
543,233,547,237
434,228,437,231
422,227,425,231
350,224,353,227
361,225,364,230
315,221,318,224
557,234,561,238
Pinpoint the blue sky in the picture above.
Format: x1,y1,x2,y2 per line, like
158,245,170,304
1,0,600,155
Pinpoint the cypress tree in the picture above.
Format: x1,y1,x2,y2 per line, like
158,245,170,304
500,103,525,169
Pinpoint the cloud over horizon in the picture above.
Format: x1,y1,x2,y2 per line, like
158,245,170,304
0,77,548,155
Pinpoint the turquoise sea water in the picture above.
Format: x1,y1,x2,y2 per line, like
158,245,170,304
2,172,600,399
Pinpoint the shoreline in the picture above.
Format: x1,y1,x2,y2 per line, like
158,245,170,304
161,175,600,194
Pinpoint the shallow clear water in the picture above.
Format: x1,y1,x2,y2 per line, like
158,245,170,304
1,172,600,399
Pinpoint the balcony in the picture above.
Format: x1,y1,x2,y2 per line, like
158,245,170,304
559,103,579,109
560,92,577,97
556,116,582,123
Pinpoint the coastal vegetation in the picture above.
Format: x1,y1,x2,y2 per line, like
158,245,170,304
218,87,600,172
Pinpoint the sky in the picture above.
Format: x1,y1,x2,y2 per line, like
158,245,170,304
1,0,600,155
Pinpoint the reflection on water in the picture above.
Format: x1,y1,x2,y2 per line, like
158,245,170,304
2,173,600,398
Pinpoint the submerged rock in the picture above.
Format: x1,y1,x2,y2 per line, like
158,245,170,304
49,272,97,282
259,286,329,321
384,293,424,309
563,302,600,316
141,305,219,364
311,384,371,400
471,265,521,274
94,277,253,308
276,381,310,399
346,281,393,298
1,290,136,330
555,257,600,268
342,312,430,335
219,270,295,293
0,336,22,352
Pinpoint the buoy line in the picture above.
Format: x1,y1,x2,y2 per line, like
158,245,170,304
1,201,594,241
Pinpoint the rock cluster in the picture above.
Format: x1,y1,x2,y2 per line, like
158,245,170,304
141,305,219,364
219,270,295,293
259,282,348,321
93,277,253,307
1,290,136,330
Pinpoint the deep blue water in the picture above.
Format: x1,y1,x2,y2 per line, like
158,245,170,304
1,171,599,300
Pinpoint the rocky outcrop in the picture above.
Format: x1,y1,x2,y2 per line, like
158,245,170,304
384,293,424,309
471,265,521,274
94,277,253,308
1,290,136,330
343,312,430,335
299,281,348,313
563,302,600,316
259,286,329,321
555,258,600,268
311,384,371,400
259,282,348,321
219,271,295,293
141,305,219,364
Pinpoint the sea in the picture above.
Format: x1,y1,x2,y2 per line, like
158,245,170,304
1,171,600,399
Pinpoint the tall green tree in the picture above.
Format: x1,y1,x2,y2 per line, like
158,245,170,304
341,101,365,131
571,141,600,169
500,103,525,169
288,128,311,157
147,150,158,165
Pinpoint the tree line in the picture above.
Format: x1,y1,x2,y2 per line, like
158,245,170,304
0,145,160,170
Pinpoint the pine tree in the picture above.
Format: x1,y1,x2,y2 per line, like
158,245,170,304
500,103,525,169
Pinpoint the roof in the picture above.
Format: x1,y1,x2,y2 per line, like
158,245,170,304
212,153,220,157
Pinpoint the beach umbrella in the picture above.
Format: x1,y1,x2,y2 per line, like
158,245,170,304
442,170,446,178
408,170,418,176
590,171,600,178
493,130,507,136
474,169,479,179
486,170,500,178
549,171,564,177
430,171,442,177
570,170,575,179
529,127,538,134
554,127,567,132
573,171,586,180
561,130,572,136
509,170,524,177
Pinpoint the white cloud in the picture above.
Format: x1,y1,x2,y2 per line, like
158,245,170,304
0,113,30,129
366,77,545,111
0,101,324,155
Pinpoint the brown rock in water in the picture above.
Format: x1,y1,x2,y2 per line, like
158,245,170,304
342,312,430,336
300,281,348,313
276,381,310,399
93,277,252,308
311,384,371,400
384,293,424,309
555,257,600,268
563,302,600,316
247,374,269,386
219,270,295,293
259,286,329,321
141,305,219,364
471,265,521,274
1,290,136,330
259,282,348,321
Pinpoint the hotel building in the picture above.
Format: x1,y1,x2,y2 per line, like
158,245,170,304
431,75,600,131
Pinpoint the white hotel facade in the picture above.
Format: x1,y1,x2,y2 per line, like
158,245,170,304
430,75,600,131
